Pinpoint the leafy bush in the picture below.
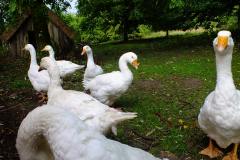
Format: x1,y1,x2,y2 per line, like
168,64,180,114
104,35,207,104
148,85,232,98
132,24,153,39
138,25,152,35
106,24,121,41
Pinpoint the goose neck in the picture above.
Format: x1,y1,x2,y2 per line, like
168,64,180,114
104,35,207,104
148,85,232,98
47,64,62,95
87,51,95,66
216,53,232,77
215,51,236,95
29,48,37,66
119,56,132,76
49,49,55,60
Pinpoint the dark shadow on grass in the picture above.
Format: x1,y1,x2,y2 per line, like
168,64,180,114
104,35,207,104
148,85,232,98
98,31,214,48
114,95,139,109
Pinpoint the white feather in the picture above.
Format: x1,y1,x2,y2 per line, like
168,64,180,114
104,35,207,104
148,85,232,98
40,57,137,135
198,31,240,148
16,106,168,160
82,45,103,89
24,44,50,92
42,45,84,77
86,52,138,106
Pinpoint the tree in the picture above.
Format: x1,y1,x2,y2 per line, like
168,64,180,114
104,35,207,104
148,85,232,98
0,0,72,35
182,0,239,29
139,0,187,36
76,0,240,42
77,0,144,41
77,0,193,40
0,0,11,33
8,0,71,14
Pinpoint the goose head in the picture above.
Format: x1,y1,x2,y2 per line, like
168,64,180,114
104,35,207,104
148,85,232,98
38,57,55,72
41,45,53,52
213,30,234,55
22,44,35,51
81,45,92,55
122,52,140,69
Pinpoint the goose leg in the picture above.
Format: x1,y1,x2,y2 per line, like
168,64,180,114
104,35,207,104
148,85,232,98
199,139,223,158
223,144,239,160
37,92,48,104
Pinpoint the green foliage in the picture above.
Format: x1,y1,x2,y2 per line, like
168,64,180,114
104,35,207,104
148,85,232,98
1,0,72,34
134,24,153,38
185,0,239,31
138,25,152,35
106,24,121,41
8,0,71,14
63,13,106,43
63,14,85,42
63,13,121,43
2,0,239,43
0,0,12,33
77,0,145,41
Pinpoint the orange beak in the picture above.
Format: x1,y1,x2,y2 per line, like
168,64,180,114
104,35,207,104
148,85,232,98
131,59,140,69
81,48,86,55
217,36,228,51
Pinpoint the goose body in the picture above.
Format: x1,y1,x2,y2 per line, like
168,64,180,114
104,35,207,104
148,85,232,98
198,31,240,159
23,44,50,92
16,106,167,160
86,52,140,106
41,45,84,77
82,45,103,90
39,57,137,135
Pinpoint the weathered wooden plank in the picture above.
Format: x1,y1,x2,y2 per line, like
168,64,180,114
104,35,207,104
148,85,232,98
9,39,16,57
5,12,76,58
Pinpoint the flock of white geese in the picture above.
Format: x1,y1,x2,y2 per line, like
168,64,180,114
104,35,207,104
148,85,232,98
15,30,240,160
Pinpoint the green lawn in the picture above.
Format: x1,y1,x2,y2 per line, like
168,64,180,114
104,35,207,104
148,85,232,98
1,32,240,159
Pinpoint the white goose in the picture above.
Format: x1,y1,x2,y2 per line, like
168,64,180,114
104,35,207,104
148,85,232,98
39,57,137,135
16,106,168,160
198,31,240,160
41,45,84,77
86,52,140,106
23,44,50,102
81,45,103,90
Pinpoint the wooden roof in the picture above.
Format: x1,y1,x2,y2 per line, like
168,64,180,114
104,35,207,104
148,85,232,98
1,9,75,42
1,13,31,42
47,10,75,39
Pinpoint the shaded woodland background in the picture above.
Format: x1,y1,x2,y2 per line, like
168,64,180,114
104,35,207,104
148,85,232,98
0,0,239,46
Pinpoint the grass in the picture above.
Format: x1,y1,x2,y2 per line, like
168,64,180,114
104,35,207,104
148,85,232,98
139,28,206,39
92,31,240,159
1,31,240,159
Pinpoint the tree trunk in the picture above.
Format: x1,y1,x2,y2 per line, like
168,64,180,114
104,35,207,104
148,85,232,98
237,3,240,48
122,0,134,42
166,30,169,37
238,4,240,34
123,19,129,41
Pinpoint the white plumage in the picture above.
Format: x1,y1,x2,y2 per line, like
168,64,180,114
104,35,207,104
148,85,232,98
39,57,137,135
86,52,140,106
82,45,103,90
16,106,168,160
23,44,50,92
41,45,84,77
198,31,240,159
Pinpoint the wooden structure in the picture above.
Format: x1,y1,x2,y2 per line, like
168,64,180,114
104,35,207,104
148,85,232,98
1,9,75,57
